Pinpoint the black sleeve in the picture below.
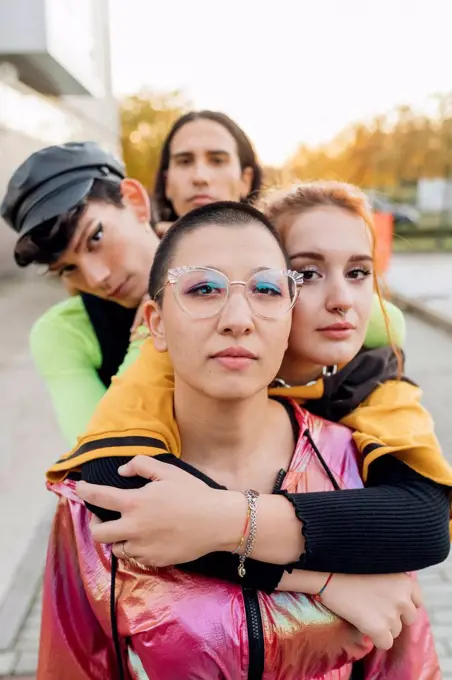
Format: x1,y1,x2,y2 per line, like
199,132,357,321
178,456,451,590
178,553,285,594
280,455,451,574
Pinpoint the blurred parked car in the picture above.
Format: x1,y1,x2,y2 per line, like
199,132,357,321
366,191,420,229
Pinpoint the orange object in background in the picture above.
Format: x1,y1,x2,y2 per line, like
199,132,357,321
373,212,393,274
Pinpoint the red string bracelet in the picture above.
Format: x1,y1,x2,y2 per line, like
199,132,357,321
232,508,251,555
312,573,334,602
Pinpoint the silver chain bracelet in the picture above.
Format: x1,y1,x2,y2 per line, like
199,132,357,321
238,489,260,578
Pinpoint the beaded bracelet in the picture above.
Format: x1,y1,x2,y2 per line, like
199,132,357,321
237,489,260,578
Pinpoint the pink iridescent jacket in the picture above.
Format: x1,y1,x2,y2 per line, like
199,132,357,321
38,402,440,679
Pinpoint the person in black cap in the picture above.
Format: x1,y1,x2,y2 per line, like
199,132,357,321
1,141,160,445
1,118,264,446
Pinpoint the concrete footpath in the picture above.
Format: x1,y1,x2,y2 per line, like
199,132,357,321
0,265,451,677
387,252,452,333
0,275,64,677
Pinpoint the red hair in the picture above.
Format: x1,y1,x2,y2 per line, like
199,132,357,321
260,180,402,374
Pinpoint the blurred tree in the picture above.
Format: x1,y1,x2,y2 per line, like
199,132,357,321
120,90,190,192
285,92,452,191
262,165,296,189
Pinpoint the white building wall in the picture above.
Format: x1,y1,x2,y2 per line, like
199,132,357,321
0,0,120,277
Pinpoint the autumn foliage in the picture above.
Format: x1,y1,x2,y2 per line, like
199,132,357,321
120,90,189,192
287,94,452,191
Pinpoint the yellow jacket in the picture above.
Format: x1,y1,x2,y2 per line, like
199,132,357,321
48,340,452,500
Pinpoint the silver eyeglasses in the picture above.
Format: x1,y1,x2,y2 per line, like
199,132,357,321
156,265,303,319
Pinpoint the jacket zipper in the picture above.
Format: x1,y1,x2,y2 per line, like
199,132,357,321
239,420,364,679
242,467,288,679
243,587,265,680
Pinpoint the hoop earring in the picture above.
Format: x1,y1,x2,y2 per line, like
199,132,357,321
322,365,338,377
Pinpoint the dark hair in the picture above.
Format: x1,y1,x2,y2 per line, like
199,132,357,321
153,111,263,222
14,179,123,267
149,200,289,302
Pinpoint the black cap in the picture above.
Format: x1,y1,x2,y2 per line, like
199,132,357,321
0,141,126,237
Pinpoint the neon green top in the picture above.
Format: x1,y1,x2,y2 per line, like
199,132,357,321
30,293,405,447
30,296,144,446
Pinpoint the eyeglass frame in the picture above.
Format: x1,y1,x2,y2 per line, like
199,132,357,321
154,265,304,319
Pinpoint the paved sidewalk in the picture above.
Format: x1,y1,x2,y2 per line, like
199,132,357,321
0,278,451,677
403,313,452,678
387,252,452,330
0,276,64,678
0,275,64,609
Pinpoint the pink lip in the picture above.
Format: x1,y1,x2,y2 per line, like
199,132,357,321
211,347,257,370
318,322,355,331
317,322,355,340
212,347,257,359
190,194,215,206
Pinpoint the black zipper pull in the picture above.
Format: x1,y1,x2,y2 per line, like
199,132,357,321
273,468,286,493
